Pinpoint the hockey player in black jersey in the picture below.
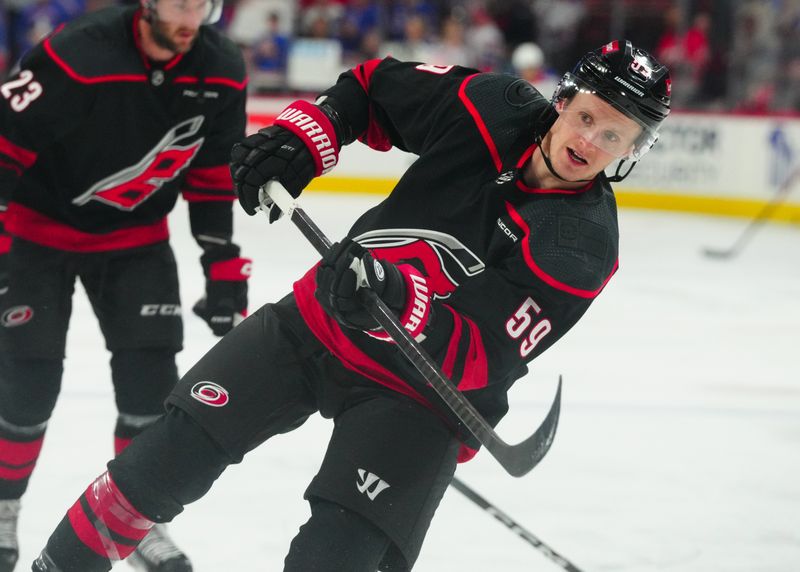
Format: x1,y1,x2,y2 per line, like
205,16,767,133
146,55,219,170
31,40,670,572
0,1,251,571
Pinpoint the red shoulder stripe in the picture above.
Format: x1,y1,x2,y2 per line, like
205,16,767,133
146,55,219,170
44,36,147,84
458,74,502,172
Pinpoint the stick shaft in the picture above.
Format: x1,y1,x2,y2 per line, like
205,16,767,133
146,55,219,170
451,477,584,572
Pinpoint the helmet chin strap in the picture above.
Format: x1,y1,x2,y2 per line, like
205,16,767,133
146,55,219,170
141,0,155,23
534,133,640,184
534,134,594,184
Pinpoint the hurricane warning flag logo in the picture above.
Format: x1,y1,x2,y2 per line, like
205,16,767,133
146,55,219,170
73,116,205,211
190,381,229,407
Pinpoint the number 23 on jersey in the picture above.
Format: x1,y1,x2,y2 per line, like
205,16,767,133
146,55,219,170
1,70,44,112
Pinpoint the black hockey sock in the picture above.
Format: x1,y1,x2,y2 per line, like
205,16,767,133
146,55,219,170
284,499,391,572
113,412,161,455
40,471,154,572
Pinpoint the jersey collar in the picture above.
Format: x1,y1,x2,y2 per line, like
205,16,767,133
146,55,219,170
132,9,186,72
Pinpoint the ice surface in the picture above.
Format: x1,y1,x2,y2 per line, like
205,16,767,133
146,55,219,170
14,193,800,571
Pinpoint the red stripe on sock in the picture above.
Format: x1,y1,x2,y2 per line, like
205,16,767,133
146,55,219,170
0,435,45,465
67,500,135,559
0,464,36,480
114,437,132,456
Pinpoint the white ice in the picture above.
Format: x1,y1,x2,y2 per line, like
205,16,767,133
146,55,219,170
13,192,800,571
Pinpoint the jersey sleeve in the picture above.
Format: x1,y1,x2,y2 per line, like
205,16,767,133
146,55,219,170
319,57,479,155
0,42,94,201
394,203,618,455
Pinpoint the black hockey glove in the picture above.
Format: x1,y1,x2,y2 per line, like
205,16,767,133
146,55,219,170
315,239,433,342
230,100,340,221
316,239,406,331
193,244,251,336
0,202,9,295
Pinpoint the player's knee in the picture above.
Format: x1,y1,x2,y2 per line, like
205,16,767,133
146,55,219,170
108,407,231,522
111,348,178,415
284,499,391,572
0,357,63,425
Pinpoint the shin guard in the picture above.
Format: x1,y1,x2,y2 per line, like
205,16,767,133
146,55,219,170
42,471,154,572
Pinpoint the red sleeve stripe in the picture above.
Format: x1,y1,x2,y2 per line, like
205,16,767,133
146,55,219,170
209,257,252,281
44,37,148,84
181,191,235,202
440,305,463,378
349,59,393,151
506,202,618,299
0,235,11,254
0,134,37,168
434,305,488,391
458,74,502,172
186,165,233,189
458,316,489,391
351,58,383,93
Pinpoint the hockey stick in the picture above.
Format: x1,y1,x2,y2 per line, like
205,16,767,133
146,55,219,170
261,181,561,477
450,477,584,572
703,166,800,260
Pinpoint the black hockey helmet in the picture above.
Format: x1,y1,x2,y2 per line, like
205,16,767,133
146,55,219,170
141,0,223,25
551,40,671,160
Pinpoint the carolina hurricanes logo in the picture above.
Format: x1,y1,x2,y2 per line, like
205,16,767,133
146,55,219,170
602,41,619,54
190,381,229,407
72,116,205,211
629,56,654,81
1,305,34,327
354,229,485,299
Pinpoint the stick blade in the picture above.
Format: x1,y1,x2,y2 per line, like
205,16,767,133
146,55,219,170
491,376,562,477
702,246,738,260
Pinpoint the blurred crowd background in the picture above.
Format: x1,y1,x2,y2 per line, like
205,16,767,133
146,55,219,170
1,0,799,113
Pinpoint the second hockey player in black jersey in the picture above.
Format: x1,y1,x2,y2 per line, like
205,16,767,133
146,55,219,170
32,40,670,571
0,1,250,571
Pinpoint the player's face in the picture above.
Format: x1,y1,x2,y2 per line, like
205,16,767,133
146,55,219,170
149,0,208,54
545,92,642,179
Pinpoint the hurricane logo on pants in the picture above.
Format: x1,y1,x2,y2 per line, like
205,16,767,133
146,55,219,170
1,305,34,327
190,381,229,407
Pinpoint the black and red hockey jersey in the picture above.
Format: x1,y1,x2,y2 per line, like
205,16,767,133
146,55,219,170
292,59,620,459
0,5,247,251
